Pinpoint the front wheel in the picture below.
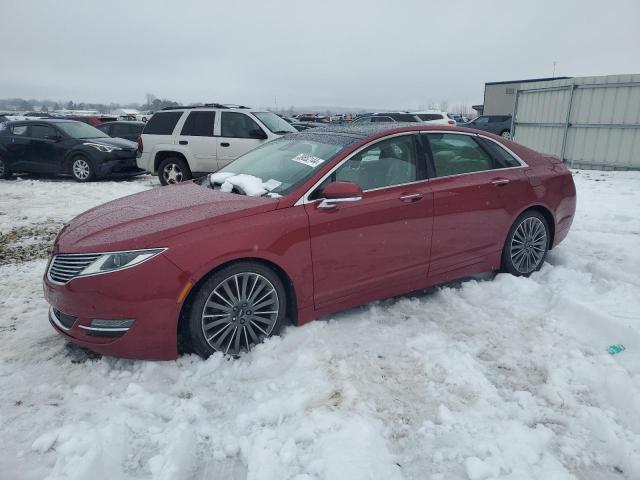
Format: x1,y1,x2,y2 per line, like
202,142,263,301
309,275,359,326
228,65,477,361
158,157,191,185
501,211,549,276
185,261,287,358
71,156,95,182
500,130,511,139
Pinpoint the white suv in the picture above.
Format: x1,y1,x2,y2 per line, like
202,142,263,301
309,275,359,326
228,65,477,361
137,104,296,184
412,110,456,125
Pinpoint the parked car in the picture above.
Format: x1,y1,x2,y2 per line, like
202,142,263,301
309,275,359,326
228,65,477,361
352,112,421,124
44,123,576,360
461,115,512,138
0,120,142,181
97,120,145,142
136,104,297,185
0,115,8,123
24,112,52,119
66,115,118,127
412,110,456,125
291,122,323,131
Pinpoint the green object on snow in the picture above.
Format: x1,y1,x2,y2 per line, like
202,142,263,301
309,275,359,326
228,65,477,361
607,344,625,355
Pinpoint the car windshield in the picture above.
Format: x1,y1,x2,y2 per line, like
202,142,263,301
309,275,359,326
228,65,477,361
252,112,297,134
204,134,353,196
56,121,109,139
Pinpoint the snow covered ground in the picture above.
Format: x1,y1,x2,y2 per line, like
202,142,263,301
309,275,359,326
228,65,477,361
0,171,639,480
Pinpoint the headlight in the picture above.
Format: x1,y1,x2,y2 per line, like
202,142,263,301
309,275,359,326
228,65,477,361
83,142,122,153
80,248,166,276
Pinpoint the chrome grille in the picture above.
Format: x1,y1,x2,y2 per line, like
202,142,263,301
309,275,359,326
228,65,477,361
48,253,101,284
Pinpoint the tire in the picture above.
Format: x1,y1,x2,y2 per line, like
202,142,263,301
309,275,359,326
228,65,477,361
501,211,550,277
158,157,191,185
0,155,12,179
500,130,511,139
185,261,287,358
70,156,95,182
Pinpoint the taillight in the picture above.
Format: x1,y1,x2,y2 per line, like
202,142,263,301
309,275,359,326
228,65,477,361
137,135,143,153
448,119,456,125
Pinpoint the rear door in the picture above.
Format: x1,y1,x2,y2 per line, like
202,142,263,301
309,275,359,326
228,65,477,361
218,112,268,168
5,124,31,171
423,132,523,279
177,111,217,172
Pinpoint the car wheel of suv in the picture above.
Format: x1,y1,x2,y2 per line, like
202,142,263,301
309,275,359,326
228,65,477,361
501,211,549,277
0,156,12,179
500,130,511,139
159,157,191,185
185,261,287,358
71,156,95,182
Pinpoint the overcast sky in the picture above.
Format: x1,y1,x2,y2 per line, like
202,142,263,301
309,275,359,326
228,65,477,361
1,0,639,110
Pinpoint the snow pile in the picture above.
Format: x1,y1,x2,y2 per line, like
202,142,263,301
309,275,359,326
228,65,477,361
210,172,281,197
1,171,640,479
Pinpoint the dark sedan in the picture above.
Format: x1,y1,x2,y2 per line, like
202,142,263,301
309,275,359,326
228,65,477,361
97,120,145,142
0,120,143,181
460,115,512,138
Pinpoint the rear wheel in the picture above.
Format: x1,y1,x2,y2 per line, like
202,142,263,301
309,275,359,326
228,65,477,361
158,157,191,185
71,156,95,182
500,130,511,139
501,211,549,276
0,156,11,179
185,261,287,358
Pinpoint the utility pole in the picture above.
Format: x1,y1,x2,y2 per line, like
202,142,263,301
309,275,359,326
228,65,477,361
552,61,557,77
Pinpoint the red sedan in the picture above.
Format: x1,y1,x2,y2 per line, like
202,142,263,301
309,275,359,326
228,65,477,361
44,124,576,360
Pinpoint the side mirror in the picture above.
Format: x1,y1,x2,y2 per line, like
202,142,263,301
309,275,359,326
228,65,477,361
318,181,363,210
249,128,268,140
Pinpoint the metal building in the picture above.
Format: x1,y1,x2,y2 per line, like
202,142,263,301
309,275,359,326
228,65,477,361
512,74,640,170
483,77,570,116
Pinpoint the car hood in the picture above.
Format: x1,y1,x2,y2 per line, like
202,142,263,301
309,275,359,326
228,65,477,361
83,136,137,149
55,182,278,253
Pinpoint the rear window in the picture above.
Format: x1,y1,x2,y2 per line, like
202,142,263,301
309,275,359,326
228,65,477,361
143,111,183,135
181,111,215,136
418,114,444,121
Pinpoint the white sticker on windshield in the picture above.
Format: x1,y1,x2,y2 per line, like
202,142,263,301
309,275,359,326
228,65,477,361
263,179,282,191
291,153,325,168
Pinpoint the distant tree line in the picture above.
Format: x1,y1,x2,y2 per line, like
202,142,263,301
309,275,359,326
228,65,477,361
0,94,181,113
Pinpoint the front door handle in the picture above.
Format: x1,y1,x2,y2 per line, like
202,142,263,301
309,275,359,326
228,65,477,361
179,140,188,145
220,142,230,147
399,192,423,202
491,178,510,186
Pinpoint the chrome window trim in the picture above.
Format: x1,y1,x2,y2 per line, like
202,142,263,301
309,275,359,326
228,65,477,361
293,130,528,206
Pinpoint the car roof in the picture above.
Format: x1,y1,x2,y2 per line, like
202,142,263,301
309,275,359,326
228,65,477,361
3,119,80,125
102,120,145,125
159,104,268,113
296,123,478,140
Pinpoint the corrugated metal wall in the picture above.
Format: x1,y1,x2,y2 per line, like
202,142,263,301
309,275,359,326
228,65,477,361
512,74,640,170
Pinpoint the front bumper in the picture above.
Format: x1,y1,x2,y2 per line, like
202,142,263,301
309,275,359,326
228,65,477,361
97,154,145,178
43,253,188,360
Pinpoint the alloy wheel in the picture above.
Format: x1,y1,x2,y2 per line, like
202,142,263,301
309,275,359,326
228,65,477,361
201,272,280,355
162,163,183,184
73,158,90,180
509,216,547,274
501,131,511,139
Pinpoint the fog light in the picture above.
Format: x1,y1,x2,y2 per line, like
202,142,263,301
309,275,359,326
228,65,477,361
78,319,134,337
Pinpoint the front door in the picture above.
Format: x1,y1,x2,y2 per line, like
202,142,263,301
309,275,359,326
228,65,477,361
177,110,217,173
218,112,267,169
305,133,433,309
27,124,64,173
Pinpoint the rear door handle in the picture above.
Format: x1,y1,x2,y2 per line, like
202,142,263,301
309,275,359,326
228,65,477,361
491,178,510,186
220,142,230,147
179,140,188,145
399,192,423,202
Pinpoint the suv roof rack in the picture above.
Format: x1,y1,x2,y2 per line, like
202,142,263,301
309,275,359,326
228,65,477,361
161,103,252,111
161,105,198,110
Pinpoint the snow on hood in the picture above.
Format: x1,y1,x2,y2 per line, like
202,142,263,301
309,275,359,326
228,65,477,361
209,172,282,197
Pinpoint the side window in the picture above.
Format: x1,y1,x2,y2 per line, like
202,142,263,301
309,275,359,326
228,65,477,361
112,124,131,137
426,133,494,177
221,112,261,138
477,138,522,168
371,116,394,123
332,135,419,190
474,116,489,124
30,125,57,139
352,116,372,124
143,112,183,135
181,111,215,137
11,125,29,136
418,114,443,121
